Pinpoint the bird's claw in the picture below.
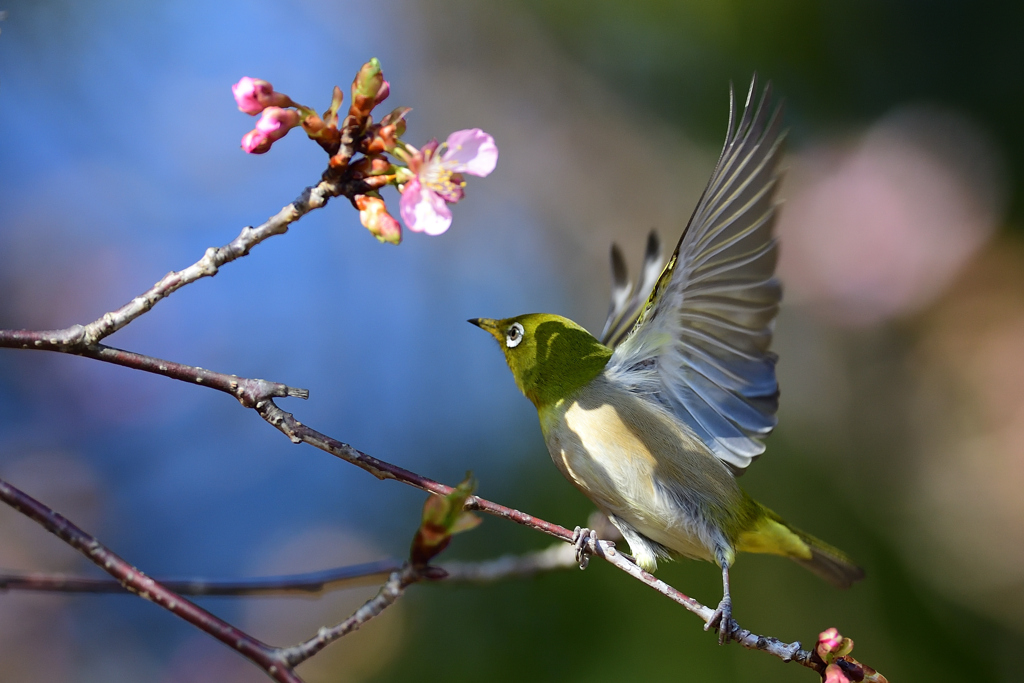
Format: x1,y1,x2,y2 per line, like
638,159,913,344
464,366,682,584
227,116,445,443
704,596,736,645
572,526,597,570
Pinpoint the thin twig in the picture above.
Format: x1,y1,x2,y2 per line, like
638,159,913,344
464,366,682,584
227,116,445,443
279,564,423,668
0,559,401,596
439,543,578,582
0,545,579,596
0,477,302,683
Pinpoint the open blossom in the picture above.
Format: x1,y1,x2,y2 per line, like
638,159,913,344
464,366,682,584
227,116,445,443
241,107,300,154
232,77,291,115
399,128,497,236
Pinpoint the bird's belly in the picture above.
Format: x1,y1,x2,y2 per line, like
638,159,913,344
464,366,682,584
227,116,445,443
543,398,724,562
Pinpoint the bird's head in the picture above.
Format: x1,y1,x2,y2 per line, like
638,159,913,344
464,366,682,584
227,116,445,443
469,313,612,407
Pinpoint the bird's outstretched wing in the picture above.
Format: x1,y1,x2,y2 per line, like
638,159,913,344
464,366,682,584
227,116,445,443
599,230,664,347
605,76,785,473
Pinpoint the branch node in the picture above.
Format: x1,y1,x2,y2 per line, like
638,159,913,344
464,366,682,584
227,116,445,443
199,247,221,276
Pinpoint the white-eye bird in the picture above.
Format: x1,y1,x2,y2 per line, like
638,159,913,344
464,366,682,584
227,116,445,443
470,77,864,642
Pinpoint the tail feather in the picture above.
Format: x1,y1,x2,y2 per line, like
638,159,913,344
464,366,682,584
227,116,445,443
789,527,865,589
734,504,865,589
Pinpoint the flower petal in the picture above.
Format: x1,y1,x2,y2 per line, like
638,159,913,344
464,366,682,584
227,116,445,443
400,178,453,235
442,128,498,177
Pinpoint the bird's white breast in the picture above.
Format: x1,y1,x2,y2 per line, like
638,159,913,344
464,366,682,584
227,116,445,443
541,375,741,562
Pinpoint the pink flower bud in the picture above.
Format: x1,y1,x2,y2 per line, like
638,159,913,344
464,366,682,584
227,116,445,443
241,129,272,154
255,106,300,141
823,663,850,683
374,80,390,107
817,628,843,657
240,107,301,154
233,77,273,115
355,195,402,244
232,77,291,115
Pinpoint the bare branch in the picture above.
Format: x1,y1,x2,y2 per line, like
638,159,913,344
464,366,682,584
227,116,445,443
0,559,402,596
0,544,580,596
278,564,423,668
439,543,578,582
0,477,302,683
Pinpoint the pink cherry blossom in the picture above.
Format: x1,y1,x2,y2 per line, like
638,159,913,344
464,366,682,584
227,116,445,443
399,128,497,235
231,77,290,115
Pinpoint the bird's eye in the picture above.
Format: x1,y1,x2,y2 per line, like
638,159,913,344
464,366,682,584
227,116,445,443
505,322,524,348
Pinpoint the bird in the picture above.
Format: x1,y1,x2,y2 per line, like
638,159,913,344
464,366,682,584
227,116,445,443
469,76,864,642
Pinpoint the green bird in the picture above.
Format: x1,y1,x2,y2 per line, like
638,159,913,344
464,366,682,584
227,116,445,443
470,77,864,641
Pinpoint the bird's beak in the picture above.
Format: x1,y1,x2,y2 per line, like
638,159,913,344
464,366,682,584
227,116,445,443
468,318,502,341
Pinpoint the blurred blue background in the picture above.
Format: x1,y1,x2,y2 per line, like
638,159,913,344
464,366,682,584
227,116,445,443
1,1,1023,681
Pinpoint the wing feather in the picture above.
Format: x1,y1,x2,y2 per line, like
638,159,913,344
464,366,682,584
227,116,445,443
606,76,786,473
600,231,664,346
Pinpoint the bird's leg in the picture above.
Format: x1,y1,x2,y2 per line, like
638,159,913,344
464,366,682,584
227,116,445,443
704,548,737,645
572,526,597,569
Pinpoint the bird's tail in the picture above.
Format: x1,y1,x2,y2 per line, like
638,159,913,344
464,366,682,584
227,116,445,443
734,505,865,589
786,525,865,589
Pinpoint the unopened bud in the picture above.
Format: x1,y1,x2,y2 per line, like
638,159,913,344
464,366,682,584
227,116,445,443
353,58,384,101
240,107,300,154
241,129,272,154
355,194,402,244
374,80,390,107
817,628,853,660
256,107,300,139
824,664,851,683
232,77,291,115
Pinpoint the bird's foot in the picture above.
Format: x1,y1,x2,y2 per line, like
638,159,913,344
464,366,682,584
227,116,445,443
704,596,737,645
572,526,597,570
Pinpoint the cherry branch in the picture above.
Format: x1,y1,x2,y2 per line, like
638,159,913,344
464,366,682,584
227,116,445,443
278,564,430,668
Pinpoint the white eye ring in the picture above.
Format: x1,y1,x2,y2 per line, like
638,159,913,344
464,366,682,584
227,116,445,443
505,322,524,348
